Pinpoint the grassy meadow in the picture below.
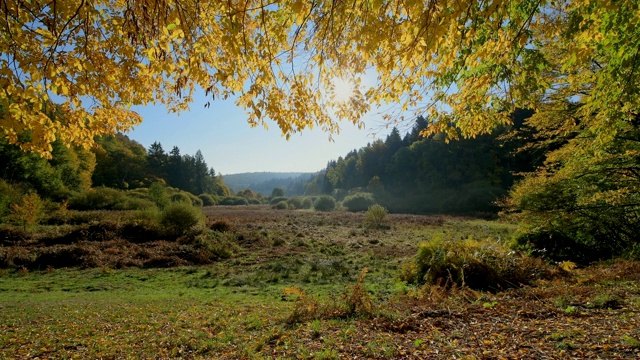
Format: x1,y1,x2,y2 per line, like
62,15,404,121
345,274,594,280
1,206,640,359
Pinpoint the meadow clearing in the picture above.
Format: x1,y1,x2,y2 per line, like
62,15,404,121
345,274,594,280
1,206,639,359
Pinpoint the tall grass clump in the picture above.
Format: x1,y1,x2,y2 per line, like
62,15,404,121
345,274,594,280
399,235,552,291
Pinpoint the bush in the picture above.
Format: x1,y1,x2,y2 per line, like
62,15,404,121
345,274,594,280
287,196,304,209
301,197,314,209
170,192,191,204
272,201,288,210
113,197,156,211
364,204,388,229
219,196,249,206
314,195,336,212
69,187,125,210
160,202,206,238
270,196,288,205
11,192,45,230
147,182,170,208
399,235,551,291
188,193,203,207
198,193,219,206
342,192,376,212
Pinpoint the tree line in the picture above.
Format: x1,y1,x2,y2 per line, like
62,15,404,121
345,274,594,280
308,110,538,214
0,131,230,217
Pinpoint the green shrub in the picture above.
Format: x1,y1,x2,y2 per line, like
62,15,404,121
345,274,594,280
188,193,203,207
219,196,249,206
147,182,170,208
272,201,288,210
270,196,288,205
301,197,314,209
112,197,156,211
198,193,219,206
170,192,191,204
364,204,388,229
342,192,376,212
69,187,125,210
128,187,149,198
399,235,551,291
160,202,206,238
0,180,18,219
287,196,304,209
314,195,336,212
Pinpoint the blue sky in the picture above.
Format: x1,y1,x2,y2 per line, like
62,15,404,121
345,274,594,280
127,91,393,175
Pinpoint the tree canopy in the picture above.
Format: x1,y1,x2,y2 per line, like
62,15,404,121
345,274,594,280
2,0,636,155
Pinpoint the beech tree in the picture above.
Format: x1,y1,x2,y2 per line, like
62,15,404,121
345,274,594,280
2,0,636,155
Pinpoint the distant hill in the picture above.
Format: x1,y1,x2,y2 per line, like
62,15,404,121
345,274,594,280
221,172,316,195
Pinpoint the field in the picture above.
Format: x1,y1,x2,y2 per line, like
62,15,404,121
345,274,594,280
1,206,640,359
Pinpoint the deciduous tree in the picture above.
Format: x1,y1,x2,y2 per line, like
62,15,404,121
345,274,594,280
4,0,636,158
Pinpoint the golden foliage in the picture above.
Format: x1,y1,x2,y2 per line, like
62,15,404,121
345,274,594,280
2,0,638,157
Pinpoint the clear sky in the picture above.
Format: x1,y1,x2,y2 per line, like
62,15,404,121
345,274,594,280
127,90,394,175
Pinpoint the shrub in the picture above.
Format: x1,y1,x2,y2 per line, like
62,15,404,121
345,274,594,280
147,182,170,208
11,192,45,230
188,193,203,207
270,196,288,205
219,196,249,206
0,179,21,219
314,195,336,212
301,197,314,209
272,201,288,210
170,192,191,204
342,192,376,212
364,204,388,229
160,202,206,238
113,197,156,210
287,196,304,209
198,194,219,206
399,235,552,291
271,188,285,197
69,187,125,210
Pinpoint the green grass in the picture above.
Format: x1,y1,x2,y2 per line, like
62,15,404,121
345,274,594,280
2,207,639,358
